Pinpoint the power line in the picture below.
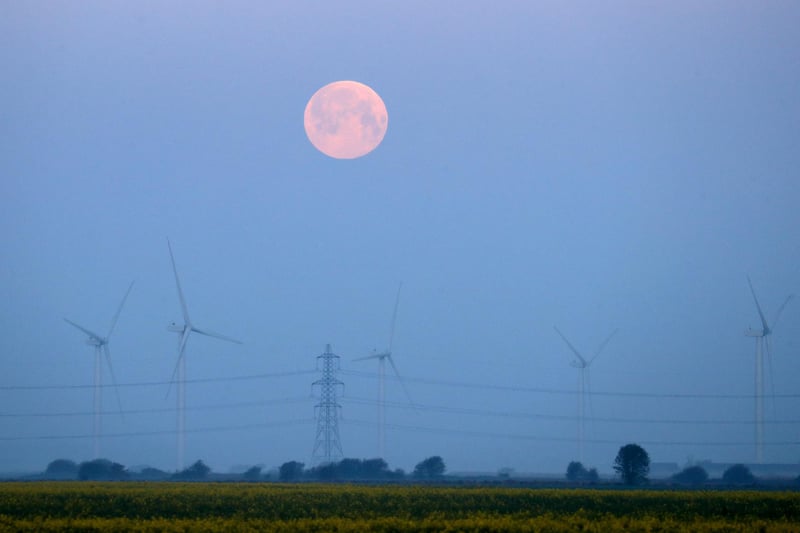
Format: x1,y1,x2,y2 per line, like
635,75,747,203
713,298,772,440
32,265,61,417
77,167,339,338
0,369,317,391
3,368,798,400
3,393,798,427
341,419,800,448
0,396,312,418
340,369,800,400
340,395,800,426
0,418,316,442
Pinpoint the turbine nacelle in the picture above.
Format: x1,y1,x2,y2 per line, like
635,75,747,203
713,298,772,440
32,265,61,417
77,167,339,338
570,359,588,369
745,327,764,338
168,322,186,333
353,350,390,362
85,337,106,347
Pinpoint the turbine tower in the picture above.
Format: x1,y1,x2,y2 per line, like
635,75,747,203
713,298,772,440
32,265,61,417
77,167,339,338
312,344,344,465
64,281,134,458
744,275,793,463
354,283,414,459
554,326,617,464
166,240,242,472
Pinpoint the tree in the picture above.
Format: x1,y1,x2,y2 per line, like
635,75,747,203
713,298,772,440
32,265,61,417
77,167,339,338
566,461,587,481
566,461,585,481
413,456,446,478
45,459,78,479
566,461,598,483
672,465,708,486
278,461,305,481
309,462,337,480
722,464,755,485
362,458,391,479
243,466,262,481
337,458,362,478
78,459,128,480
613,444,650,485
173,460,211,480
306,458,402,481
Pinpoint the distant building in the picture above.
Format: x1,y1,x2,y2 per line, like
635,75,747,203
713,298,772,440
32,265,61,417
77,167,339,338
649,462,680,478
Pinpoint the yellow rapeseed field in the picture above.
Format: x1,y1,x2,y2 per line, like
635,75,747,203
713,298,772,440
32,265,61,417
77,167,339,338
0,482,798,531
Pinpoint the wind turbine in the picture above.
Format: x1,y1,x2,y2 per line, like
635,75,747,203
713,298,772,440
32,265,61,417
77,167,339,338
64,281,134,459
166,240,242,472
554,326,617,464
744,275,793,463
354,283,414,459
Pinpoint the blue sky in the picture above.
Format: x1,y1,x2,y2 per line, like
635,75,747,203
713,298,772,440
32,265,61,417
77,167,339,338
1,1,799,475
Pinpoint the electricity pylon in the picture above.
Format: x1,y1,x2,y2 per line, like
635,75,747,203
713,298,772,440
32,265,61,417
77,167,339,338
312,344,344,464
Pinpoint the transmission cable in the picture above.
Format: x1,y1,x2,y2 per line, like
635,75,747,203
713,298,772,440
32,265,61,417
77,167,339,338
339,395,800,426
340,369,800,400
0,369,317,391
341,418,800,448
0,418,316,441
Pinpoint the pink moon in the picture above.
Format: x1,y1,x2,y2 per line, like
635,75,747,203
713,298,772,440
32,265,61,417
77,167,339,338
304,80,388,159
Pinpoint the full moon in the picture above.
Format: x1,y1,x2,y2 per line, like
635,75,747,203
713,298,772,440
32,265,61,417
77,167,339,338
304,80,388,159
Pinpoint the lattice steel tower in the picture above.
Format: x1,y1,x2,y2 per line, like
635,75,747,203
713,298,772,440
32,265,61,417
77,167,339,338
312,344,344,464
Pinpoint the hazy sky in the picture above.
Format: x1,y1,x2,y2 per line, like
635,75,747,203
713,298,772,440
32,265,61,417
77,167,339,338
2,1,799,475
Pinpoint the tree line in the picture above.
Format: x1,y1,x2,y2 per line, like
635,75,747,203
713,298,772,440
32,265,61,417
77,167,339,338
40,455,446,482
568,443,774,486
38,445,797,486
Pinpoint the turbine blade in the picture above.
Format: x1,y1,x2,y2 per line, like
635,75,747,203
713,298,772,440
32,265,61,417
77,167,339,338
192,327,243,345
103,344,125,421
107,280,135,339
387,355,415,407
590,328,619,364
168,239,192,327
387,282,403,353
165,331,191,400
772,294,794,331
554,326,586,365
353,353,383,362
64,318,103,342
747,276,770,333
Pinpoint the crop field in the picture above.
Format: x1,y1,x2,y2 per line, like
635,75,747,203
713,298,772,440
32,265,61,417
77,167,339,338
0,482,798,531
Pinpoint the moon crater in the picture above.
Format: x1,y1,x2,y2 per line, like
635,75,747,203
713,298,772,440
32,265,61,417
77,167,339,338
304,81,388,159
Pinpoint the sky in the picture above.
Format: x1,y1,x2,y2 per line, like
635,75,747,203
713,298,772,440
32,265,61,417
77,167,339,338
1,1,799,476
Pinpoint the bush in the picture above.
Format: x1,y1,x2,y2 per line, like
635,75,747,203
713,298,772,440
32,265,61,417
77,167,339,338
78,459,128,480
565,461,598,482
44,459,78,479
173,460,211,480
243,466,262,481
672,465,708,486
306,458,401,481
722,464,755,485
279,461,305,481
414,456,446,478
